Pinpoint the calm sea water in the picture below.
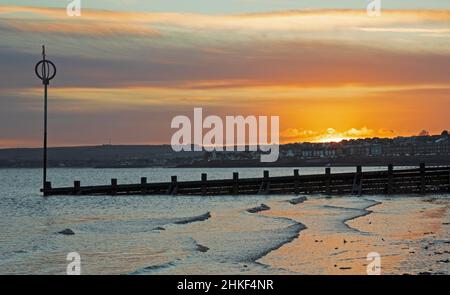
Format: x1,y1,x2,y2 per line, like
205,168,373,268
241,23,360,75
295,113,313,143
0,166,448,275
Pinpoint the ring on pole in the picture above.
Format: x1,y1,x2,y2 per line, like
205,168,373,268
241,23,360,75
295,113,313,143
35,47,57,85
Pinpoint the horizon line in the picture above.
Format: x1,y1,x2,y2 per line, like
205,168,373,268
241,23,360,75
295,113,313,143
1,132,448,150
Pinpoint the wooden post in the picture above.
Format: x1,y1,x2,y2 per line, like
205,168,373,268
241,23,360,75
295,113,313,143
111,178,117,195
448,170,450,193
233,172,239,195
258,170,270,194
294,169,299,195
140,177,147,194
201,173,207,196
169,176,178,195
43,181,52,196
356,165,362,174
325,167,331,195
357,166,362,195
420,163,426,194
351,166,362,195
387,164,393,194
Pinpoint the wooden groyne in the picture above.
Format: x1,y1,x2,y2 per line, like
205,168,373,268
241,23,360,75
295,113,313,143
41,164,450,196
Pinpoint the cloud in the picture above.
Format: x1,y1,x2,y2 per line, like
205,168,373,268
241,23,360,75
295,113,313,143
342,127,373,137
2,39,450,91
1,7,450,47
280,127,398,143
3,19,159,37
2,6,450,90
1,6,449,147
280,128,318,142
358,27,450,33
0,6,160,37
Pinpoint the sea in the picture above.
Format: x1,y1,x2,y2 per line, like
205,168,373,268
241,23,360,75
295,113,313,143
0,167,448,275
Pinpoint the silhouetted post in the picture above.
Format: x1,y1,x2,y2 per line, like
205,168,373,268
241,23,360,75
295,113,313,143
448,170,450,193
356,166,362,195
233,172,239,195
73,180,80,193
294,169,299,195
43,182,52,195
73,181,80,195
111,178,117,195
169,176,178,195
420,163,426,194
201,173,207,196
325,167,331,195
140,177,147,194
259,170,270,194
35,45,56,196
387,164,394,194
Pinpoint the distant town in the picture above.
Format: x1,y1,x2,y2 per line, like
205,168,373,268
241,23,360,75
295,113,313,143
0,131,448,168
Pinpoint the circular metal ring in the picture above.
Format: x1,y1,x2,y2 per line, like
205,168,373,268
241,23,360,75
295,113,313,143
35,60,57,82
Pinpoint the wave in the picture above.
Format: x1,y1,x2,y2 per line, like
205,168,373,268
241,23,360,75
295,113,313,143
74,211,212,234
129,238,210,274
245,201,307,263
343,200,382,224
250,222,307,263
329,199,382,234
129,261,179,275
173,212,211,225
131,204,307,274
288,196,307,205
246,204,270,213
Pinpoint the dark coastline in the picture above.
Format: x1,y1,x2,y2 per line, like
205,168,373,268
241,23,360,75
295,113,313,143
0,144,449,168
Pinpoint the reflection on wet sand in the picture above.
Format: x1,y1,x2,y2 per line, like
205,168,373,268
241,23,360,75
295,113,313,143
258,196,450,275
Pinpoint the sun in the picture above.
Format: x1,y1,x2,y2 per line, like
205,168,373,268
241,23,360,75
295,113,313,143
317,136,350,143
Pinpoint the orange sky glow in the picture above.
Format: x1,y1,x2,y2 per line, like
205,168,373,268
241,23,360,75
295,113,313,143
0,6,449,147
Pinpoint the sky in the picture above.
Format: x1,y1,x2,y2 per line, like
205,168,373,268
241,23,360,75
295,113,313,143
0,1,449,147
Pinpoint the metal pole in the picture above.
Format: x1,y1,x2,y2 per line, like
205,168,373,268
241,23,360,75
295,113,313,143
43,82,48,194
35,45,56,195
42,46,48,195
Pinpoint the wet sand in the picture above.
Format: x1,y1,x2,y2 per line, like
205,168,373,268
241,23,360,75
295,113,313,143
258,195,450,275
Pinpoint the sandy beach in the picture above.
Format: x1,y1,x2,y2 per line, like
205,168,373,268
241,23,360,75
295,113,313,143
259,196,450,275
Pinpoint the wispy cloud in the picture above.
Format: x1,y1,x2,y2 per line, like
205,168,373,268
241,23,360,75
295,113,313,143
1,6,449,147
358,27,450,33
1,7,450,46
